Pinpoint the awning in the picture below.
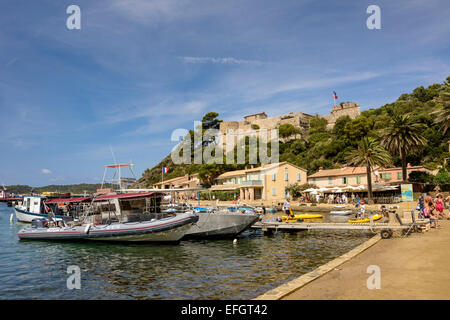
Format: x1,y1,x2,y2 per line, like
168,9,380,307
94,192,164,201
44,197,90,204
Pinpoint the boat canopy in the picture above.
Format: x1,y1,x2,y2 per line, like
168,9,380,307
44,197,91,204
94,192,164,201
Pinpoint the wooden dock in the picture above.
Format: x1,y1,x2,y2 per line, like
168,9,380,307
252,212,430,239
252,221,393,231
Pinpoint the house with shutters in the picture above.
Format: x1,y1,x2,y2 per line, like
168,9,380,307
211,162,308,201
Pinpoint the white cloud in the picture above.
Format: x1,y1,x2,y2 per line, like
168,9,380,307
180,56,262,65
41,169,52,175
103,99,208,125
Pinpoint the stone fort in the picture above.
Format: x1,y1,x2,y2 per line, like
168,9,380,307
218,102,360,147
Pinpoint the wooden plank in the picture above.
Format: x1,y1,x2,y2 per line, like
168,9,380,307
252,221,409,231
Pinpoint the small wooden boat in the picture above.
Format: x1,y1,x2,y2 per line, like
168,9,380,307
14,196,90,223
329,210,353,215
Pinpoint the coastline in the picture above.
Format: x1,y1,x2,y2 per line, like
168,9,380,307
255,220,450,300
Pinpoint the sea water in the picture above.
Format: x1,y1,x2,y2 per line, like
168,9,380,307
0,203,372,299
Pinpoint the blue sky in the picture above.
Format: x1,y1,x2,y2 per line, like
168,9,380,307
0,0,449,186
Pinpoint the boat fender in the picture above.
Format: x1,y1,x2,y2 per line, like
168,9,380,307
233,239,238,245
84,224,91,234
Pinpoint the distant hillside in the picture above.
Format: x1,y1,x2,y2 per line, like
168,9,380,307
6,183,118,195
136,76,450,187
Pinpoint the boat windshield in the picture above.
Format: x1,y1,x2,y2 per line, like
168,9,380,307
118,196,170,222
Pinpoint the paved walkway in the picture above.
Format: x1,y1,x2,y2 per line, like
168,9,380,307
282,220,450,300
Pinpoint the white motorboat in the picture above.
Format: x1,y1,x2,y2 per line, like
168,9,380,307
17,192,198,243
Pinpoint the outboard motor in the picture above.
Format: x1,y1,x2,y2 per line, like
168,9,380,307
31,218,48,228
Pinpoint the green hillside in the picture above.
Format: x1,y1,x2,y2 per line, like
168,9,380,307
136,76,450,187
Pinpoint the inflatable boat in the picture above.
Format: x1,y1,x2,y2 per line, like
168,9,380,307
18,212,198,242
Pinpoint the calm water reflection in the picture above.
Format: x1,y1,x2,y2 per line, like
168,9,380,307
0,203,372,299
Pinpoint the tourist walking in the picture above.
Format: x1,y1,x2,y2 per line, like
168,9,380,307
435,194,445,219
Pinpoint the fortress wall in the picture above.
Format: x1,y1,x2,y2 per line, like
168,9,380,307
219,103,360,145
325,102,360,128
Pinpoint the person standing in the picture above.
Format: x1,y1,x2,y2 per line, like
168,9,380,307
445,194,450,219
283,198,293,220
427,201,440,229
424,193,433,206
359,200,366,220
435,194,445,219
261,203,266,215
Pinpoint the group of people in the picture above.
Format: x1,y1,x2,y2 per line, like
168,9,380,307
418,193,450,229
327,193,350,204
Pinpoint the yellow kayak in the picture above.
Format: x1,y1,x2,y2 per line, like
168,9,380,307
281,214,323,220
348,214,382,223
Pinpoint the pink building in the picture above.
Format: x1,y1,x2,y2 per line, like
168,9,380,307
376,165,431,183
307,165,431,188
307,167,369,188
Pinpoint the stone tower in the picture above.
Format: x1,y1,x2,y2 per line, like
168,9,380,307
322,102,361,128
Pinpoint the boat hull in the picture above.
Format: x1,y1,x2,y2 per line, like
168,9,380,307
14,207,66,223
17,213,198,242
183,212,260,239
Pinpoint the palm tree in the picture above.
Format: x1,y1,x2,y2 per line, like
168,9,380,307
346,137,392,203
381,113,426,182
434,79,450,133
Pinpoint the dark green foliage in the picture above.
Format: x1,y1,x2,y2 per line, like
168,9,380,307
408,171,435,183
279,123,300,139
434,169,450,185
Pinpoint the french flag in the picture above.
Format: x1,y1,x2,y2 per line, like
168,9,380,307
332,91,338,99
162,167,169,174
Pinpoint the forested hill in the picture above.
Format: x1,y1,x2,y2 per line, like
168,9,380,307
5,184,118,195
136,76,450,188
